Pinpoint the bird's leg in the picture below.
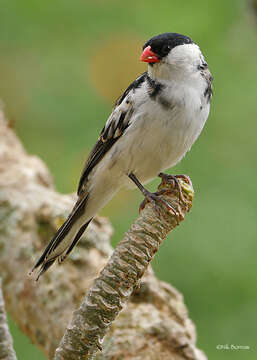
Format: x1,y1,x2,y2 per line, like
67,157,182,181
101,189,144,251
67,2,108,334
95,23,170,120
128,172,178,216
158,173,191,204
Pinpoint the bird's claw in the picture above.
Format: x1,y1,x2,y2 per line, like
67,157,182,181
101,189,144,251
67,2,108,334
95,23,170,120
158,173,190,205
139,190,179,219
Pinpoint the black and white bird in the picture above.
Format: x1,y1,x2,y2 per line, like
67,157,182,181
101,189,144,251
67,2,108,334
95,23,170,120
31,32,213,279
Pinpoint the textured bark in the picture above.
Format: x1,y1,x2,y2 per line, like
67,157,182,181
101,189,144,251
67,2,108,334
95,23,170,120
0,108,207,360
0,279,17,360
54,176,194,360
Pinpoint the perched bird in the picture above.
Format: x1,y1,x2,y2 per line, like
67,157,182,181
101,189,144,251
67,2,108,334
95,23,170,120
31,32,213,280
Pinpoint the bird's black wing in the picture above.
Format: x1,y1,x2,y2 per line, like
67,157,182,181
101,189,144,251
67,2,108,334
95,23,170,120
77,72,147,196
114,71,147,106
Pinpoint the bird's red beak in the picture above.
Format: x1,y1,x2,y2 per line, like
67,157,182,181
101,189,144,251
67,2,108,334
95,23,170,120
140,46,160,63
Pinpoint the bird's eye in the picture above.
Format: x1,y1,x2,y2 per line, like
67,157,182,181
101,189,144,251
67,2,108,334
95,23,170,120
162,45,171,55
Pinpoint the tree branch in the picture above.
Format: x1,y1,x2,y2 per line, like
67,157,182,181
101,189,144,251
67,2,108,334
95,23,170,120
54,177,194,360
0,279,17,360
0,107,207,359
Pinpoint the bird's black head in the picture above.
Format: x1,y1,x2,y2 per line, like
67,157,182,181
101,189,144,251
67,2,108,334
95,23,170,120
141,33,193,63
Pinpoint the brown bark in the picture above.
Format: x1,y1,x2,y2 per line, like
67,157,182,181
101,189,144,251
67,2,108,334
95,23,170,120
0,108,207,360
0,279,17,360
54,176,194,360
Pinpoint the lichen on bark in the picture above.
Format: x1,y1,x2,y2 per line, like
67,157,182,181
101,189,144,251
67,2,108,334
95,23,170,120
0,279,17,360
55,177,195,360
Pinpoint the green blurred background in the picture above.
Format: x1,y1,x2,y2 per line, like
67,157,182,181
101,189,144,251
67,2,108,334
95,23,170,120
1,0,257,359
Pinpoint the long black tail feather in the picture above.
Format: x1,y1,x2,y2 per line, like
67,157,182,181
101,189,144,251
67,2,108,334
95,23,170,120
30,194,89,279
35,259,55,281
63,218,92,258
34,219,92,281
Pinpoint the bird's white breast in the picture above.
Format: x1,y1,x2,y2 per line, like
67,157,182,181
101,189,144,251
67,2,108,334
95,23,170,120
117,77,210,185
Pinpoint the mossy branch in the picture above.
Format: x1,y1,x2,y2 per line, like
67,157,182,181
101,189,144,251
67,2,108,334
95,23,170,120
54,177,194,359
0,279,17,360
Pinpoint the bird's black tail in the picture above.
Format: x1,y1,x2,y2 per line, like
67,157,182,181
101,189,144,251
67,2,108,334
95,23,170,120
30,194,91,280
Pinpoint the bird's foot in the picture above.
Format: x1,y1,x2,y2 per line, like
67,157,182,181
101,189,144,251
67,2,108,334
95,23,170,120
158,173,191,204
139,188,179,218
128,172,180,219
